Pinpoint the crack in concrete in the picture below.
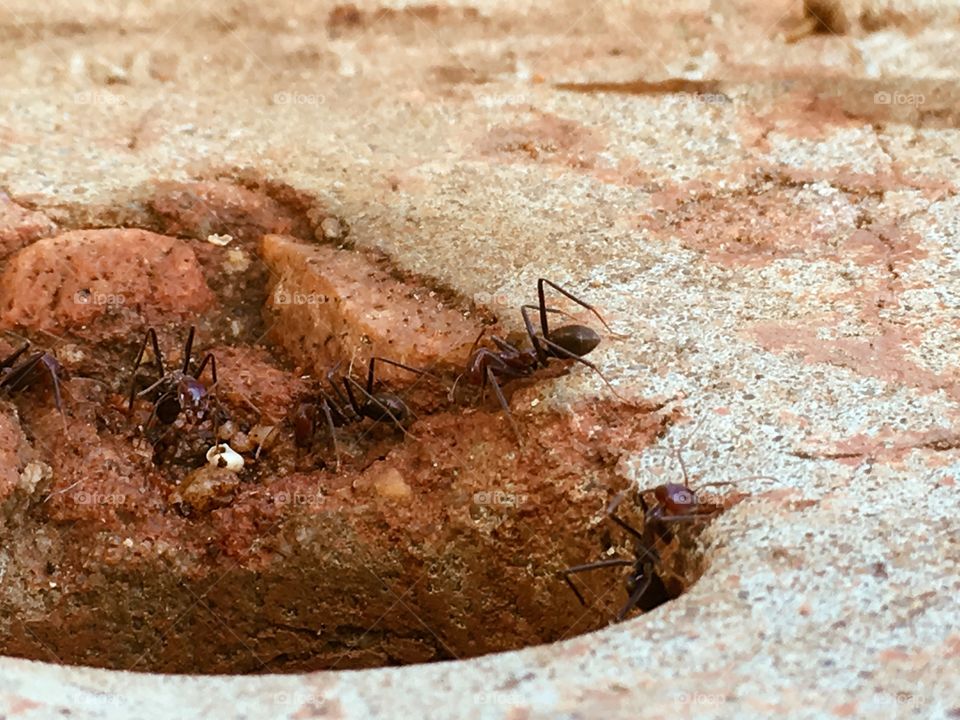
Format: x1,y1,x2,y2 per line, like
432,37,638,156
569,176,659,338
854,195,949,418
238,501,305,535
792,432,960,461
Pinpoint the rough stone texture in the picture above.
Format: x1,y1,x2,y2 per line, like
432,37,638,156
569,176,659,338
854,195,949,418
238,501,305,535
0,229,215,337
0,191,58,261
1,0,959,718
261,234,486,381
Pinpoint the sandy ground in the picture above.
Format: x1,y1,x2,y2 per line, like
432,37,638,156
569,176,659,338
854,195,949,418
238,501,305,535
1,0,959,718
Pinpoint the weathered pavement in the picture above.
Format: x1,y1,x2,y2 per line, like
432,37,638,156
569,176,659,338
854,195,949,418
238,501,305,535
1,0,959,717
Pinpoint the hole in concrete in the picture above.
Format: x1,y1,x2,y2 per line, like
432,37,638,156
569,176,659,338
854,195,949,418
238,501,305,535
0,174,722,673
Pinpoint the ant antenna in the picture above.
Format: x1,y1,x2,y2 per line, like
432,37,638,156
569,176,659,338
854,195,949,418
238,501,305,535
669,415,779,493
668,414,709,488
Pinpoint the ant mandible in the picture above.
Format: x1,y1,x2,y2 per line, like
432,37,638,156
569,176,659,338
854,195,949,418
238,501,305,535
462,278,622,444
293,355,432,469
562,453,760,622
127,326,219,432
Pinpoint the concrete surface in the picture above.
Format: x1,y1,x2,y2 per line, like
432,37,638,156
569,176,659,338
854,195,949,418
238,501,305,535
1,0,959,717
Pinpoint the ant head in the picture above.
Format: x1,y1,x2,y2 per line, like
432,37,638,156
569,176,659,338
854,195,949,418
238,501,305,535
292,402,317,447
624,568,646,594
654,483,699,513
178,377,208,412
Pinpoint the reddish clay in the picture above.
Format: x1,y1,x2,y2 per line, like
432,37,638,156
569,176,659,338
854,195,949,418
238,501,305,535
476,110,604,169
0,191,58,261
749,322,953,399
149,180,302,242
0,404,31,511
0,214,683,675
261,234,485,383
0,229,215,337
0,371,674,672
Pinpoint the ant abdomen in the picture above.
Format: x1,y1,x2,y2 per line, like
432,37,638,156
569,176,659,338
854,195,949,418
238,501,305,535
546,324,601,359
156,395,182,425
361,393,410,425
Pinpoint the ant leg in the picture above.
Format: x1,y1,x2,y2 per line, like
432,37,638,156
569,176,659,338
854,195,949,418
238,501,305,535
520,305,576,366
561,558,635,606
535,334,627,401
522,305,580,323
341,375,364,418
490,335,523,355
615,571,654,622
1,342,30,372
520,305,547,365
0,352,40,391
694,477,781,493
143,390,170,434
605,491,645,544
368,356,438,389
136,375,172,400
194,353,218,387
181,326,196,374
319,397,340,471
38,354,65,418
1,353,66,424
320,388,349,427
654,511,722,525
128,329,165,412
323,362,354,417
365,356,377,395
538,278,618,339
453,328,489,403
606,492,662,564
344,376,418,440
447,374,463,403
467,327,487,357
486,366,522,447
210,393,222,443
367,355,441,403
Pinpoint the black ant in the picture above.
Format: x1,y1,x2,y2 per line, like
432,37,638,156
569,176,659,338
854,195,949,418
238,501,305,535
461,278,622,444
293,355,432,469
0,341,65,418
562,452,770,622
127,326,219,433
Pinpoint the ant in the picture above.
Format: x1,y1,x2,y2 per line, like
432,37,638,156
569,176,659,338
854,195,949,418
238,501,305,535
562,451,771,622
293,355,432,469
0,340,65,418
127,326,219,433
461,278,622,444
